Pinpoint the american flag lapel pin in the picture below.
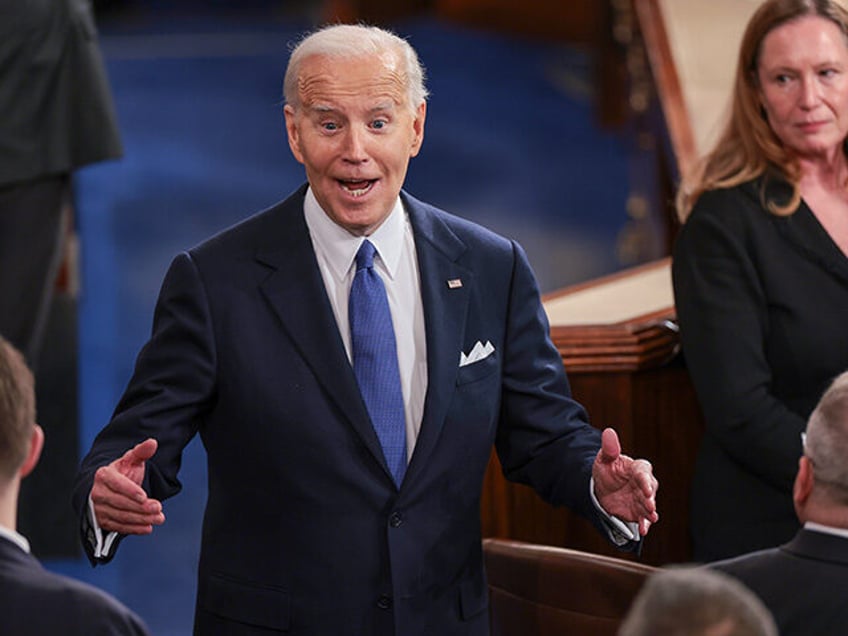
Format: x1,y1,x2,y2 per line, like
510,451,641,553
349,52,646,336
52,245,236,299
447,278,463,289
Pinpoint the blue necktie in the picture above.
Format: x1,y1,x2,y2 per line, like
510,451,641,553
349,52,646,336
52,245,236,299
349,240,407,486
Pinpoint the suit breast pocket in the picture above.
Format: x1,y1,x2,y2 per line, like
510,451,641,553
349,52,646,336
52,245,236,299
456,353,498,386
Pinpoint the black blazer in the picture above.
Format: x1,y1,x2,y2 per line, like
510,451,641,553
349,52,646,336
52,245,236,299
74,186,617,635
712,528,848,635
0,536,149,635
0,0,122,186
672,177,848,561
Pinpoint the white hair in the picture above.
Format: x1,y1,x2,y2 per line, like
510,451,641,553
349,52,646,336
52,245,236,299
283,24,428,112
805,371,848,501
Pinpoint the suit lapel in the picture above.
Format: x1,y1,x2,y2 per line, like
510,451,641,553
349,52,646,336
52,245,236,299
255,191,387,474
402,193,473,485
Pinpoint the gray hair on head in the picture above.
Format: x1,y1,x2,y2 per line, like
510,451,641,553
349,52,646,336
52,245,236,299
805,371,848,501
283,23,429,113
619,566,778,636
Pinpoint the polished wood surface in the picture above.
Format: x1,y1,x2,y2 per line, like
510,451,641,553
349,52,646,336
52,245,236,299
544,258,678,372
484,538,657,636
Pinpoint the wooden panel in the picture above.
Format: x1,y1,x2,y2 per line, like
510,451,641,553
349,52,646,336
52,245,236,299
481,359,702,566
544,258,678,372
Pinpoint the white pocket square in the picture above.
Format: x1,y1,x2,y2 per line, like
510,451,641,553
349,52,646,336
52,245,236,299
459,340,495,367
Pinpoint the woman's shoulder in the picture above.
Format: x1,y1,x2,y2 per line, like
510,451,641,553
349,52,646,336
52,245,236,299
686,174,796,230
689,178,763,220
675,178,783,257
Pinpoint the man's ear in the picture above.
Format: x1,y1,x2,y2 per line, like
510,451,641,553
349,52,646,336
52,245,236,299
793,455,814,512
284,104,305,165
409,101,427,158
19,425,44,479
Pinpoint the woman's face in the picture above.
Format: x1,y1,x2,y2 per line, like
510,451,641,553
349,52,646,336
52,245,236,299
757,15,848,161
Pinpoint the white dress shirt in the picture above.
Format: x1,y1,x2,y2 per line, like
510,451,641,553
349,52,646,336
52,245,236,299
805,521,848,539
303,186,427,462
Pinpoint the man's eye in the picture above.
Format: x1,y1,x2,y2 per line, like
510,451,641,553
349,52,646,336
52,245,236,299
322,122,339,131
372,120,387,130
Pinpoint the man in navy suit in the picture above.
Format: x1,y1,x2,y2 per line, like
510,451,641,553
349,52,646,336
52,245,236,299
712,370,848,636
0,336,150,636
73,24,659,635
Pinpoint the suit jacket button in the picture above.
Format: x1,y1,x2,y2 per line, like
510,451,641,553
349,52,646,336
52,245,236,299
389,511,403,528
377,594,392,610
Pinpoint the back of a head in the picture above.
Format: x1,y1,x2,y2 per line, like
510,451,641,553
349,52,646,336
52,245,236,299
282,23,428,111
0,336,35,483
618,567,778,636
805,370,848,504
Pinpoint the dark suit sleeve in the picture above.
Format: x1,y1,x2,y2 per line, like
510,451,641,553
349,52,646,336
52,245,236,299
493,241,607,534
672,190,804,492
72,252,217,559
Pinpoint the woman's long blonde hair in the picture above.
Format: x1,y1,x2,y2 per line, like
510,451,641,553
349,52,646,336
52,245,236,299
676,0,848,222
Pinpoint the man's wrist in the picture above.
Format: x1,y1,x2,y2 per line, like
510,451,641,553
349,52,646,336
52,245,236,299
589,476,639,545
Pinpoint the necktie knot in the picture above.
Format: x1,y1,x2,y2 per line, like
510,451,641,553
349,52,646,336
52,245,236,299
356,240,377,271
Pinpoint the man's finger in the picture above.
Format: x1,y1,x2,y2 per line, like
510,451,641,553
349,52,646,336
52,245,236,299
99,519,161,535
123,437,158,466
635,461,658,497
98,507,165,529
92,484,162,515
95,465,148,502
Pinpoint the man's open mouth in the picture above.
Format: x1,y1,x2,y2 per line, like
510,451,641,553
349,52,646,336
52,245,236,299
339,179,376,197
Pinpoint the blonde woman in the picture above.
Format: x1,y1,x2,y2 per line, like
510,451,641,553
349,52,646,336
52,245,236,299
673,0,848,562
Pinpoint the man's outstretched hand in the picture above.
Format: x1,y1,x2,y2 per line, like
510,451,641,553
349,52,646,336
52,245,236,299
90,438,165,535
593,428,659,536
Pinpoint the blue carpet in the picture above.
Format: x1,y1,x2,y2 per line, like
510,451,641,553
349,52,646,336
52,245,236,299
48,13,630,635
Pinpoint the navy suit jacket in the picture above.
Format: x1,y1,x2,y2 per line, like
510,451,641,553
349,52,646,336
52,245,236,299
0,536,149,635
712,528,848,635
73,186,615,635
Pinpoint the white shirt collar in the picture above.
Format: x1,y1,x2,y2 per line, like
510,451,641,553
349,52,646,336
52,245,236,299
0,524,30,553
303,186,406,283
804,521,848,540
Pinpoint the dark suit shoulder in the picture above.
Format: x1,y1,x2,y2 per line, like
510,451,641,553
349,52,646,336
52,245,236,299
710,530,848,636
190,185,308,259
400,190,519,276
710,545,784,578
0,540,151,635
402,191,511,247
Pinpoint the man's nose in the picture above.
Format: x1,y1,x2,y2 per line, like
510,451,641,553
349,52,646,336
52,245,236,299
342,126,369,162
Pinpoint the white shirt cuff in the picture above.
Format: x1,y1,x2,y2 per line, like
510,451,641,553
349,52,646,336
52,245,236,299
87,494,119,558
589,476,639,545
